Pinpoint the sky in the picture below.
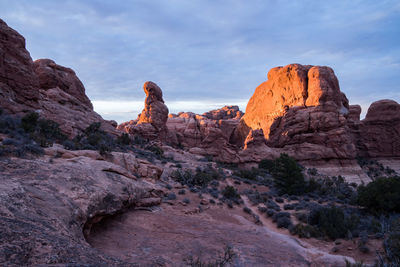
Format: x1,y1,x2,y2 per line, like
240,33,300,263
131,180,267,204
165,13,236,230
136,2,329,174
1,0,399,123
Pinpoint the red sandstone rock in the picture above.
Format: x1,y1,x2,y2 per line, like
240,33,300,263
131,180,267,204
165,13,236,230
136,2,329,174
118,81,168,139
33,59,93,109
358,100,400,157
0,20,117,137
138,81,168,130
0,19,40,114
165,108,242,162
202,105,243,120
237,63,355,161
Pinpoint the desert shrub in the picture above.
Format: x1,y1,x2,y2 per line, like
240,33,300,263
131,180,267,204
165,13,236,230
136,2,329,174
266,199,280,211
164,193,176,201
19,112,67,147
184,245,235,267
21,112,39,133
357,177,400,214
0,113,20,134
308,206,357,240
146,144,163,158
307,168,318,176
222,186,240,200
116,133,131,145
273,212,292,229
258,158,275,172
290,223,319,238
246,190,268,205
375,217,400,266
70,122,116,153
243,207,252,214
233,168,262,181
178,189,186,195
172,166,221,187
272,153,306,195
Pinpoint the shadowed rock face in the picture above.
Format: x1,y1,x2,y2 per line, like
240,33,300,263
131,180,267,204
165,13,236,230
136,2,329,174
357,100,400,157
0,19,40,113
0,19,117,137
33,58,93,109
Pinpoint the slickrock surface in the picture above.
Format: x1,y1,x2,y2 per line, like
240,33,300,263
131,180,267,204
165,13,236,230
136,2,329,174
0,149,162,266
118,81,169,139
87,180,355,267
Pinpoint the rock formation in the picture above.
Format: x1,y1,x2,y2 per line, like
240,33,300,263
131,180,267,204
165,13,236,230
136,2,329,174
33,58,93,109
355,100,400,158
236,64,356,161
0,19,40,114
0,147,162,266
0,19,117,137
118,81,168,139
165,106,242,162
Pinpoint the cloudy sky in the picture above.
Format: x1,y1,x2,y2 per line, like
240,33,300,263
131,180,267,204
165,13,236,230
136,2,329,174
1,0,399,122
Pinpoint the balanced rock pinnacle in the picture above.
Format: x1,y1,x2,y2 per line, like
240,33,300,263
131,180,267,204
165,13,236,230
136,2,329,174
118,81,169,139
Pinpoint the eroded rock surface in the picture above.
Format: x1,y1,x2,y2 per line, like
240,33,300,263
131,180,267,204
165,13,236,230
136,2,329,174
118,81,168,139
357,100,400,157
166,107,242,162
0,19,117,137
236,64,356,161
34,59,93,109
0,19,40,114
0,150,161,266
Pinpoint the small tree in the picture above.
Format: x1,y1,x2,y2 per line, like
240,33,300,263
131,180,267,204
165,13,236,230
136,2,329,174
357,176,400,213
272,153,306,195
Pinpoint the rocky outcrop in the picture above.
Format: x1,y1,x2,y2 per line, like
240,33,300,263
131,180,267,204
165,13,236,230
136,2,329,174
236,64,356,161
0,19,117,137
165,107,242,162
33,59,93,109
0,19,40,114
0,150,162,266
118,81,168,139
202,105,243,120
357,100,400,157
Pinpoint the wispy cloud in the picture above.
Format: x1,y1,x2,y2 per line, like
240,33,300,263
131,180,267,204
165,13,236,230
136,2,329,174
0,0,399,122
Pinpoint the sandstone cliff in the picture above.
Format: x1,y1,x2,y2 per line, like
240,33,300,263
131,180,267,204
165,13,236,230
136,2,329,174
0,19,117,137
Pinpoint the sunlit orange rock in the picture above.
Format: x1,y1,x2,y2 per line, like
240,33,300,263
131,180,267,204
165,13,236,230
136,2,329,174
118,81,169,139
165,106,243,162
236,63,356,161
